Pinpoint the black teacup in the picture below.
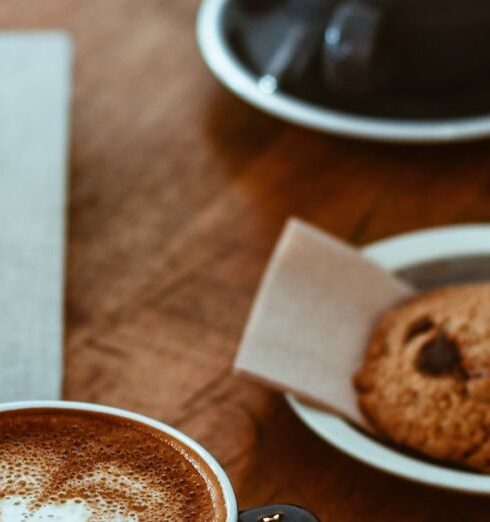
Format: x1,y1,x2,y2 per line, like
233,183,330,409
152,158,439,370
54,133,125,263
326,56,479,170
323,0,490,96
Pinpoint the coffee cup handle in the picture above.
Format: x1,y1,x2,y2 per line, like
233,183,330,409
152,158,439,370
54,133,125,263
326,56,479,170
238,504,319,521
322,0,385,96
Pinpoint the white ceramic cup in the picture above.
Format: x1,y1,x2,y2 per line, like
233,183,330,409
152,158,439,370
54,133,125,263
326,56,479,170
0,400,318,522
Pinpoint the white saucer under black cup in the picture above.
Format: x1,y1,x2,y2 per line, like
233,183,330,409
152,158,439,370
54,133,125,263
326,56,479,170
197,0,490,143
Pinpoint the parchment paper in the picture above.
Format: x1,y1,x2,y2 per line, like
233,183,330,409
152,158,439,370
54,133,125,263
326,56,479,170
235,218,414,428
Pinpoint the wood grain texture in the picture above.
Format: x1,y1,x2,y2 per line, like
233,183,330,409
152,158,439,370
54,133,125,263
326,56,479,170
2,1,490,519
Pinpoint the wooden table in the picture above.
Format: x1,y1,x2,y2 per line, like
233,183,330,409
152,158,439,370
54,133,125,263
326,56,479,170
4,1,490,519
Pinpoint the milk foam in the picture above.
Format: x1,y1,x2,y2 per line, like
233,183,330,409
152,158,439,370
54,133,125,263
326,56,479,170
0,410,225,522
0,460,181,521
0,496,129,522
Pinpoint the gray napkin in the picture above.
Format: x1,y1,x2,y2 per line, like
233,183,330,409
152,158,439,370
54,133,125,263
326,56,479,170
0,32,72,401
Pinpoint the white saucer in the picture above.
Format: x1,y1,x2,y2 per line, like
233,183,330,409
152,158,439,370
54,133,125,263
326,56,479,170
288,225,490,494
197,0,490,143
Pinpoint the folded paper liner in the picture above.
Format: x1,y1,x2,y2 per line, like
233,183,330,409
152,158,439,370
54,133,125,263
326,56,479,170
235,219,415,430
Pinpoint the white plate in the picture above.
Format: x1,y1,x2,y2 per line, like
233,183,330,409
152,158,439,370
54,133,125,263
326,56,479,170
288,225,490,494
197,0,490,143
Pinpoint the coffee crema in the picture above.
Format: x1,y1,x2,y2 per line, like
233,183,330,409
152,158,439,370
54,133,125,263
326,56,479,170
0,409,227,521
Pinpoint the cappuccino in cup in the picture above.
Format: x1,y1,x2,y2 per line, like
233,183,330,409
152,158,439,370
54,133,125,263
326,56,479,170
0,407,228,521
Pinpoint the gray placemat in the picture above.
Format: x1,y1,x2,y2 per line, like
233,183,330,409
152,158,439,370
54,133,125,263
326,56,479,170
0,32,72,401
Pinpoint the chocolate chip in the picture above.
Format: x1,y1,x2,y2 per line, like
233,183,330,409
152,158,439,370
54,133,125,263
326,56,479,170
404,317,434,343
415,333,461,376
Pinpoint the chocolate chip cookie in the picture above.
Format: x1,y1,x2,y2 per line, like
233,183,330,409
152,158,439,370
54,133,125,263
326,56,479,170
355,283,490,472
